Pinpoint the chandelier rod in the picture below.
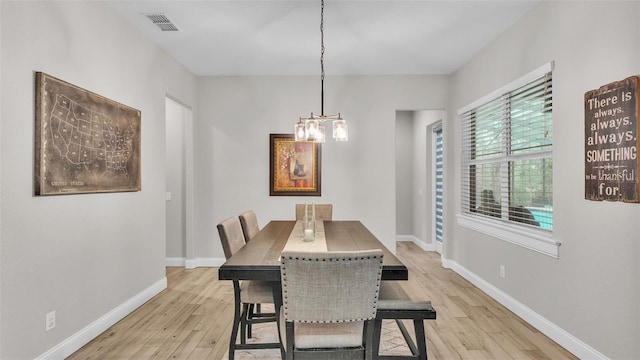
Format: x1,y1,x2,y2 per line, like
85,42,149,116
320,0,325,117
295,0,347,142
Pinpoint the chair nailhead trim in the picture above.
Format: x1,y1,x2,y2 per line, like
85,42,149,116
281,252,384,322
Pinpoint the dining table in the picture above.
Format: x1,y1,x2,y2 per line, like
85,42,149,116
218,220,408,282
217,220,409,357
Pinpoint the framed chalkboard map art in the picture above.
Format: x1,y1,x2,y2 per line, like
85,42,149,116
34,72,141,195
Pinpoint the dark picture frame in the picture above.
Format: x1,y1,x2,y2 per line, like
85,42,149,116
34,72,141,195
269,134,321,196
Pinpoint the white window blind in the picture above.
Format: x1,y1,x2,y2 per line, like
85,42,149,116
434,124,443,243
460,64,554,234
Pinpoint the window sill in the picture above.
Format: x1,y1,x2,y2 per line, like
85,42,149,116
457,214,560,258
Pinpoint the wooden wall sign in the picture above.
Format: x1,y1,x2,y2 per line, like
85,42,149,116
584,76,640,202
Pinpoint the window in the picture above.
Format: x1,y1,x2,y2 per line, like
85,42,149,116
458,62,559,257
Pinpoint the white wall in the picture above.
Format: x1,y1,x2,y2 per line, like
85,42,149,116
446,2,640,359
0,2,196,358
166,98,187,259
196,75,449,261
3,1,636,359
395,111,414,235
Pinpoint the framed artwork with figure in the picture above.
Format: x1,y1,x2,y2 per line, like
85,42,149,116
269,134,321,196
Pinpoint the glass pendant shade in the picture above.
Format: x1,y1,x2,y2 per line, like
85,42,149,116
295,121,306,141
295,118,326,142
316,124,326,143
306,119,319,140
333,119,348,141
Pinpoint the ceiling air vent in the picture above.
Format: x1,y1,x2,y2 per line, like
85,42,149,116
143,13,179,32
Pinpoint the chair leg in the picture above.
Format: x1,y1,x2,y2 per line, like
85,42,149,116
372,318,383,359
285,321,295,360
247,304,254,338
240,303,249,345
248,303,263,339
364,319,375,360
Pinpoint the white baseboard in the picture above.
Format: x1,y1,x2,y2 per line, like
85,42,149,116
435,240,442,254
185,259,197,269
442,258,608,360
396,235,435,252
36,277,167,360
166,257,185,267
166,257,226,268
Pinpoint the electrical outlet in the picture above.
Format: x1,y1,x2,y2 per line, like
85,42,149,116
45,311,56,332
500,265,506,278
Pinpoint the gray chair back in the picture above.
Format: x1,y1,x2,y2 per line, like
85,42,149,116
239,210,260,242
295,204,333,221
217,216,246,260
280,249,383,323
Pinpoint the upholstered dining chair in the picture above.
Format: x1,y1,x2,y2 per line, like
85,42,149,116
217,216,277,359
279,249,384,360
239,210,260,242
238,210,263,316
295,203,333,221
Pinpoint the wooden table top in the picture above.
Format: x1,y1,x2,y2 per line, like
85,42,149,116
218,220,408,281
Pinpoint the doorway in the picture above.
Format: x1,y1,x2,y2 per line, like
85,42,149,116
165,97,195,268
395,110,444,253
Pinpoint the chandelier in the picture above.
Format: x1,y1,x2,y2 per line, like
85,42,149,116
295,0,348,143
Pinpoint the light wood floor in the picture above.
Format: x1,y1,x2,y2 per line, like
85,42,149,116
68,242,577,360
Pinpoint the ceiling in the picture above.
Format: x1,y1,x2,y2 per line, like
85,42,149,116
108,0,538,76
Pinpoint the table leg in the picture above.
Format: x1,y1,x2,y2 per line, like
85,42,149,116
228,280,242,360
271,281,285,359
